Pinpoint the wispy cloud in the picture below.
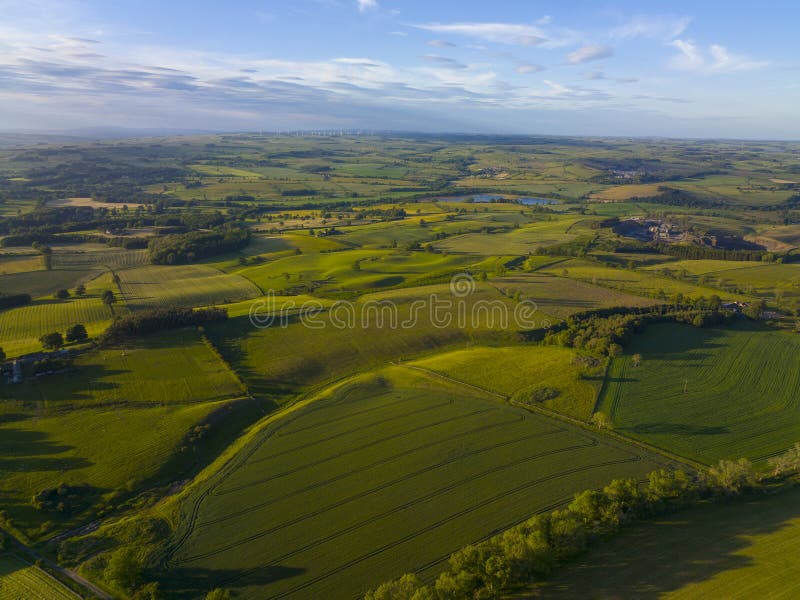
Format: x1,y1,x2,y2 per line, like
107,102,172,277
357,0,377,13
567,45,613,64
421,54,467,69
413,22,563,47
668,40,769,72
427,39,456,48
612,15,691,40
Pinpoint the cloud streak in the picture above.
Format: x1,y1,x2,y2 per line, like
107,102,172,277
567,45,613,64
668,40,769,73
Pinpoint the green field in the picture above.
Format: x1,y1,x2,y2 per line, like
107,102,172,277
408,346,601,419
0,269,99,299
597,323,800,466
50,248,149,271
0,552,78,599
533,486,800,600
162,368,668,599
0,271,119,357
117,264,261,310
1,328,244,407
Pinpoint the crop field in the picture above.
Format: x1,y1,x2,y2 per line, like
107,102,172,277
540,260,752,302
408,345,601,419
0,296,114,357
432,218,586,255
534,486,800,600
493,273,657,320
0,552,78,599
0,254,43,274
162,369,668,599
589,183,664,201
597,323,800,466
1,328,244,407
0,269,98,299
703,263,800,305
117,264,261,310
50,248,149,271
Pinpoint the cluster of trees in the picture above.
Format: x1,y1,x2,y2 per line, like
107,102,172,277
31,484,96,516
148,224,250,264
39,324,88,349
101,307,227,342
541,306,731,357
365,459,773,600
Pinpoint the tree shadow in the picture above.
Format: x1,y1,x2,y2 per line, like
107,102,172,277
532,488,800,599
627,423,729,436
159,564,306,598
0,426,92,472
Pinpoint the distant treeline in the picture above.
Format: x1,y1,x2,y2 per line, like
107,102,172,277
101,307,228,342
147,224,250,264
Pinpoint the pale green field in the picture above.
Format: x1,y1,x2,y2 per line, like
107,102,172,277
408,345,601,419
117,264,261,310
0,553,78,600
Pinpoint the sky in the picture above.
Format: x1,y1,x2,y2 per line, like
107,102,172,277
1,0,799,138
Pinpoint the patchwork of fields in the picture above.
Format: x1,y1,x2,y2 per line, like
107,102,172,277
163,370,669,599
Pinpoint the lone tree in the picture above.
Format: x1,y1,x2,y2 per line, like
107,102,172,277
591,412,613,430
39,332,64,350
75,284,86,297
55,289,70,300
102,290,117,307
65,324,88,344
632,353,642,367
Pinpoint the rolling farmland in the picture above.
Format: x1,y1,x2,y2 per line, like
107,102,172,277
162,369,669,599
597,323,800,466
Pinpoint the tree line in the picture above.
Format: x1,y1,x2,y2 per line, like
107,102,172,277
364,452,800,600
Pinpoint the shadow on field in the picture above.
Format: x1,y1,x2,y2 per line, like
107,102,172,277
531,487,800,599
0,426,91,472
161,564,306,598
628,423,729,436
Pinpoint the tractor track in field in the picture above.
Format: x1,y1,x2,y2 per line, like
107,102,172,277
241,398,456,466
177,438,602,564
196,424,563,528
212,455,642,595
213,405,496,496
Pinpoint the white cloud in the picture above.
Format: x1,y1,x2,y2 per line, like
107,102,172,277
357,0,377,13
567,45,613,64
612,15,691,40
414,22,548,46
668,40,769,72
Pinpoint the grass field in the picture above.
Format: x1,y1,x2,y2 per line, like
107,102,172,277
1,328,245,407
408,345,601,419
117,264,261,310
0,552,78,599
204,282,521,402
0,254,43,275
597,323,800,466
432,218,585,255
161,368,668,599
533,486,800,600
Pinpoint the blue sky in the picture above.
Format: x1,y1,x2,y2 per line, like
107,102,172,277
1,0,798,138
